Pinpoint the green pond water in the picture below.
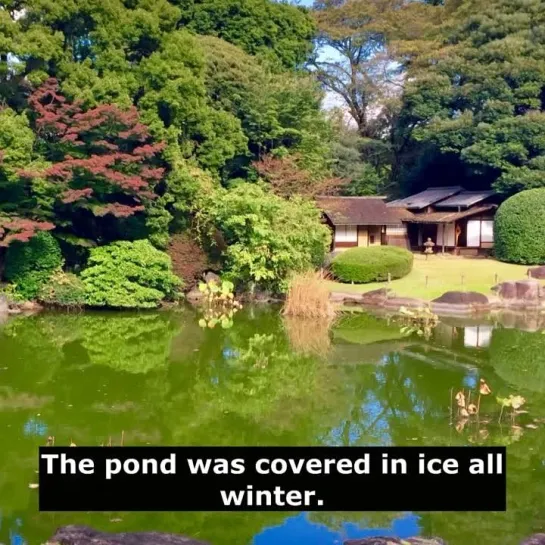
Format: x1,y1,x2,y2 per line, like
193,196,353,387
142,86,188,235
1,307,545,545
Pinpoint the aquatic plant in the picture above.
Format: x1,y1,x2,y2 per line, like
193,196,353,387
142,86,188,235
450,378,535,445
397,306,439,340
198,279,242,329
497,395,527,424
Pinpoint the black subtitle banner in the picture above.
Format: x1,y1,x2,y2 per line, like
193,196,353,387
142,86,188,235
38,446,506,512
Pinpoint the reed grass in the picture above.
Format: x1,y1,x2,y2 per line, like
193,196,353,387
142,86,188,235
283,270,335,318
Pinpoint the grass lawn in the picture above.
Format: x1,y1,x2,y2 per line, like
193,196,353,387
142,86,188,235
327,254,533,300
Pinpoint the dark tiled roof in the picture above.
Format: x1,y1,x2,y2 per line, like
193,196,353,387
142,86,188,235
316,196,404,226
402,205,497,224
387,186,464,209
388,207,416,221
434,190,496,208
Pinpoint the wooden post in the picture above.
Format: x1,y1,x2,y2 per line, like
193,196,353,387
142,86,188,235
461,274,465,288
494,273,498,285
442,224,446,254
425,275,429,288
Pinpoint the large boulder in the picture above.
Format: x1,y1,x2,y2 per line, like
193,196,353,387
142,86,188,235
432,291,489,305
202,271,221,284
492,281,517,299
329,292,362,304
430,291,490,316
330,289,392,307
344,538,445,545
493,280,543,307
185,287,204,304
528,266,545,279
45,526,210,545
360,288,391,306
515,279,541,300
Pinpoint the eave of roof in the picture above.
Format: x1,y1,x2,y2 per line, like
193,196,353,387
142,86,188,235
401,205,497,224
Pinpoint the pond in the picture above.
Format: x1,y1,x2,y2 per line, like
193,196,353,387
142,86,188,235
1,307,545,545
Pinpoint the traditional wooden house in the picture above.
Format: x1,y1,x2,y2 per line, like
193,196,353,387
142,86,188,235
316,196,409,252
387,187,499,255
317,187,500,254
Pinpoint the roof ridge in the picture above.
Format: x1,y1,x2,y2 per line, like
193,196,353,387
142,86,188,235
316,195,387,198
425,186,465,190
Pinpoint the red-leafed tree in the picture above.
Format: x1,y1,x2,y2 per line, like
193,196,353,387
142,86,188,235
0,217,55,247
21,79,166,243
253,154,347,199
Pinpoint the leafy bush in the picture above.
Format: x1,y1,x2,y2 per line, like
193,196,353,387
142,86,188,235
199,184,331,292
494,189,545,264
38,271,86,308
81,240,182,309
4,232,63,300
331,246,413,284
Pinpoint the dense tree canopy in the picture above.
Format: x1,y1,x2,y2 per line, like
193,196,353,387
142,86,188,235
2,0,545,299
177,0,316,69
401,0,545,195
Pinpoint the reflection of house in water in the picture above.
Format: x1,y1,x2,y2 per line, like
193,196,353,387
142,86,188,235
463,325,493,348
433,319,494,350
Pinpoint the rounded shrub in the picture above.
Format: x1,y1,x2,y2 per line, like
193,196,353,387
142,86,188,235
4,232,63,300
331,246,413,284
81,240,182,309
495,188,545,264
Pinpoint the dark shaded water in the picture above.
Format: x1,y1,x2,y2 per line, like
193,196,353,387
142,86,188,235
1,307,545,545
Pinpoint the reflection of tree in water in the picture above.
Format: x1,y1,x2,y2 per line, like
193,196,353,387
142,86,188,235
489,327,545,394
79,314,180,373
166,328,351,446
4,310,545,545
3,311,182,374
324,351,468,447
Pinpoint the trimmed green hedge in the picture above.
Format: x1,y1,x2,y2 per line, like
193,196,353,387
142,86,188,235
495,188,545,264
331,246,413,284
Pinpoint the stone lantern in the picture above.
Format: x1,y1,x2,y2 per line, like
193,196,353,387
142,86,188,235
424,237,435,259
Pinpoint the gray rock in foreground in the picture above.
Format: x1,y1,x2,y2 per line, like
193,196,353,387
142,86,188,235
44,527,545,545
521,535,545,545
46,526,210,545
344,538,445,545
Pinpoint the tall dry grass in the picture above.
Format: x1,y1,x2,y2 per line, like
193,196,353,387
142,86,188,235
282,270,336,357
282,270,335,318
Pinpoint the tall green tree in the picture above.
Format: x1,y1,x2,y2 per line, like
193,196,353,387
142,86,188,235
176,0,316,69
311,0,444,194
401,0,545,195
